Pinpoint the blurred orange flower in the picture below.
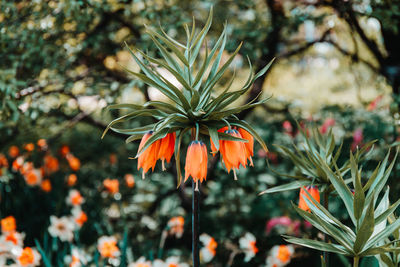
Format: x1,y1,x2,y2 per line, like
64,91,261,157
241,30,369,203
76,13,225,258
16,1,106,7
44,155,59,174
66,154,81,171
73,208,88,227
24,143,35,152
24,169,42,186
137,131,160,179
97,236,120,258
184,141,207,188
103,178,119,194
66,190,85,206
60,145,70,157
167,216,184,238
124,174,135,188
67,174,78,186
1,215,16,233
157,132,176,170
20,161,33,175
109,153,117,165
0,153,8,167
299,186,320,212
17,247,41,266
8,146,19,158
12,156,24,171
41,179,52,192
37,139,47,150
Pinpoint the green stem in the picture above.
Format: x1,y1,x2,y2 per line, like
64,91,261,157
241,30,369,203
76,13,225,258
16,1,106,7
353,256,359,267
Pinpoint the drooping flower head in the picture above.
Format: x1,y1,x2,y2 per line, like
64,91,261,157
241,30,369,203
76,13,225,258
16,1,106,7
220,129,247,180
158,132,176,170
184,141,207,189
137,131,161,179
210,126,228,155
298,186,320,212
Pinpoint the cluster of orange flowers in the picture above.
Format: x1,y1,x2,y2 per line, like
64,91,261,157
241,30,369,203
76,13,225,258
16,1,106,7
2,142,83,192
137,127,255,189
0,216,41,266
137,132,176,179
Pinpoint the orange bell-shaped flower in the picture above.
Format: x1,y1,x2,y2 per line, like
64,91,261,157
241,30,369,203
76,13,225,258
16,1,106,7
184,141,208,190
238,128,254,166
220,129,247,180
158,132,176,170
210,126,229,155
299,186,320,212
137,131,161,179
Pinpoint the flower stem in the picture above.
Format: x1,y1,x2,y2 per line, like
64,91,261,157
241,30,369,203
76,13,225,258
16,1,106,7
353,256,359,267
192,179,200,267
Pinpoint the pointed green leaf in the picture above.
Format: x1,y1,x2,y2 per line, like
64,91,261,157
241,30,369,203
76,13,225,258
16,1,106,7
259,180,309,195
283,235,349,255
354,196,375,253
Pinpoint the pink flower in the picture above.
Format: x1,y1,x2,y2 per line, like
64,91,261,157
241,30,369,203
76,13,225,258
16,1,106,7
266,216,292,234
351,128,364,151
319,118,335,134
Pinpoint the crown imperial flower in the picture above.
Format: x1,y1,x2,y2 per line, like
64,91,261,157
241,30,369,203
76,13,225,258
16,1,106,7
102,8,271,188
298,186,320,212
184,141,208,189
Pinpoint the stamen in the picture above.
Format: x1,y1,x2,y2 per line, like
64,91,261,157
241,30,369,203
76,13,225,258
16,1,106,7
162,160,166,171
142,170,145,180
249,157,254,167
233,169,238,180
195,180,199,191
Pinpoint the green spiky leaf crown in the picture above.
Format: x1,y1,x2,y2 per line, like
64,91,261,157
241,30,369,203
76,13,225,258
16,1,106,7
102,8,273,185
